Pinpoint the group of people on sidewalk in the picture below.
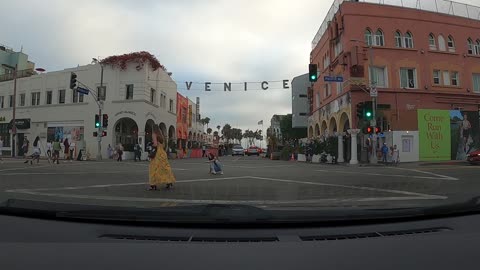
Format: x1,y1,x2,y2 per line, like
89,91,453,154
380,143,400,165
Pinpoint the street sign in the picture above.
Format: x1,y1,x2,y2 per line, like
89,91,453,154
370,87,378,97
76,87,90,95
324,76,344,82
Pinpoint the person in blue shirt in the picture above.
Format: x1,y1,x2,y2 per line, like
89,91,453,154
381,143,389,164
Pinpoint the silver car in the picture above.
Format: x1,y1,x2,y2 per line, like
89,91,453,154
232,145,244,156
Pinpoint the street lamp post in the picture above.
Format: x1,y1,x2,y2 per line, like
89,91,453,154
351,39,377,164
92,58,104,160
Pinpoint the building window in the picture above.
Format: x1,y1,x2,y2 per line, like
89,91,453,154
400,68,417,89
9,95,13,107
334,39,343,57
19,93,25,106
395,31,402,48
46,91,52,105
451,71,459,86
169,99,174,112
336,81,343,94
476,40,480,55
374,29,384,46
58,89,66,104
429,33,436,50
438,35,446,51
442,71,450,86
468,38,474,54
325,84,331,97
299,94,307,98
365,29,373,46
404,32,414,48
126,84,134,100
315,92,320,109
447,35,455,52
473,74,480,93
160,93,166,108
72,89,84,103
97,86,106,101
31,92,40,106
433,70,440,85
299,113,307,116
150,88,156,104
369,66,387,88
0,96,3,108
0,123,11,147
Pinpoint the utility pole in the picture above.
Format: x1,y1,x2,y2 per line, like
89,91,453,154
11,64,17,157
368,45,378,164
96,64,104,161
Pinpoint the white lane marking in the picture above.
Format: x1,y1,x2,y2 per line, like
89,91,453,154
248,176,446,199
390,167,458,180
0,165,51,172
222,165,294,169
315,169,458,181
5,176,247,193
0,191,446,205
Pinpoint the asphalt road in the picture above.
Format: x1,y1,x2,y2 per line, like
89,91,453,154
0,155,479,209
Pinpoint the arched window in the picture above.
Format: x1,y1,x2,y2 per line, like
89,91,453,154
395,31,402,48
476,40,480,55
428,33,436,50
375,29,384,46
364,28,373,46
404,32,414,48
468,38,474,54
438,34,446,51
447,35,455,52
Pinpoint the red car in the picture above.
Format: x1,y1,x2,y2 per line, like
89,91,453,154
467,149,480,165
246,146,260,156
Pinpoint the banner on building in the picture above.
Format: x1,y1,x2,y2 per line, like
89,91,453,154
450,110,480,160
418,109,451,161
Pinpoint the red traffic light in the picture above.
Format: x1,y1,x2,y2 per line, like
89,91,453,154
375,127,381,133
364,126,373,134
102,131,107,137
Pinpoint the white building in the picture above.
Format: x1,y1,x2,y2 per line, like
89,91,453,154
187,97,205,146
269,114,285,141
0,52,177,159
291,73,309,128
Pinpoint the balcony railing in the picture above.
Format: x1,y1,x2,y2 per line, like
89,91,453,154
312,0,480,49
0,69,36,82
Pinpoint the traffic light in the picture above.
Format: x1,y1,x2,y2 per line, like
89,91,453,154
375,127,381,134
93,132,98,137
356,102,364,118
70,72,77,89
102,131,107,137
102,114,108,127
309,64,318,82
364,102,373,120
95,114,101,128
364,126,374,134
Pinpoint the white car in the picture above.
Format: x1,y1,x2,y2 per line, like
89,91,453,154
232,145,244,156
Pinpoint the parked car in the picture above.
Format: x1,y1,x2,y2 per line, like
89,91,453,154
246,146,260,156
467,150,480,165
232,145,244,156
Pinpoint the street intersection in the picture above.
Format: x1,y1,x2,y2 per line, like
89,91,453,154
0,156,479,209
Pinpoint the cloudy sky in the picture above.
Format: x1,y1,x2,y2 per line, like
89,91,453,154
1,0,478,142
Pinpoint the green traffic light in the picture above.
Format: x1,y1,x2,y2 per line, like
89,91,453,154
96,123,100,127
310,75,316,80
365,111,372,118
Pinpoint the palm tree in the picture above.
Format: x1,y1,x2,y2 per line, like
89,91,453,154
203,117,210,128
216,125,221,132
207,128,212,135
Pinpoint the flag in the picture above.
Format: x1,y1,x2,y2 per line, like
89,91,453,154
258,120,263,125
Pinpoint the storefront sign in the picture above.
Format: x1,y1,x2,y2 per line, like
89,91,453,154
8,118,31,130
418,109,451,161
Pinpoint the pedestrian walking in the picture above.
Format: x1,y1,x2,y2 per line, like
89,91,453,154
391,144,400,166
46,140,52,159
148,125,176,190
202,144,207,157
0,136,4,163
52,139,61,164
107,144,113,159
116,143,124,162
381,143,389,164
69,141,76,162
63,138,70,161
21,137,29,160
146,142,153,161
134,142,142,162
25,136,41,165
207,152,223,175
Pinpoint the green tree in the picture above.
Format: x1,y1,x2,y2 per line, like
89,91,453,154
280,114,307,143
221,124,232,144
203,117,210,128
207,128,212,135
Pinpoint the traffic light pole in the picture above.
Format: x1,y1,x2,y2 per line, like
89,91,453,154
368,45,378,164
96,65,104,161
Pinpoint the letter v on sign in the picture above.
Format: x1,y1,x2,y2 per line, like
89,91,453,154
186,82,193,90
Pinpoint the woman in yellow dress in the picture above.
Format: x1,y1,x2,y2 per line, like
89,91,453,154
148,124,176,190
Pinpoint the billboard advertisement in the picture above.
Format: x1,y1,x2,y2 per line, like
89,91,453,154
176,93,188,140
450,110,480,160
418,109,451,161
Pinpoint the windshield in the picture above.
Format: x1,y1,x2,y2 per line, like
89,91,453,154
1,0,480,223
